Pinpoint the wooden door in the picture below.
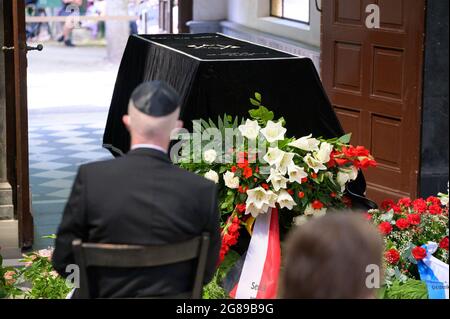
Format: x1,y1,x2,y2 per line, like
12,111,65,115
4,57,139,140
159,0,174,33
2,0,34,248
321,0,426,203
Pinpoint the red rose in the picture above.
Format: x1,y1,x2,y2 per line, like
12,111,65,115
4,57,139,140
439,237,449,251
412,246,427,261
398,198,412,207
385,249,400,265
312,200,324,210
396,218,410,230
381,199,395,211
298,191,305,199
429,204,442,215
378,222,393,235
407,213,421,225
412,198,427,213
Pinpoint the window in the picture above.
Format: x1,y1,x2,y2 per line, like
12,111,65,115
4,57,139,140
271,0,310,24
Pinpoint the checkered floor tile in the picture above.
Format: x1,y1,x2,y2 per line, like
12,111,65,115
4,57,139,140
29,120,113,249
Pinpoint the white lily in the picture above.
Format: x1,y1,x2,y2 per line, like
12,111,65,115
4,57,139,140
246,187,270,210
203,149,217,164
265,190,278,208
276,152,296,175
267,168,288,191
223,171,239,189
336,166,359,191
204,170,219,183
238,119,261,140
288,164,308,184
277,190,297,210
260,120,287,143
315,142,333,164
263,147,285,167
304,153,327,173
245,202,268,218
289,134,320,152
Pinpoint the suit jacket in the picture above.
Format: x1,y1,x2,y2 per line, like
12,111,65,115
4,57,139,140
52,148,221,298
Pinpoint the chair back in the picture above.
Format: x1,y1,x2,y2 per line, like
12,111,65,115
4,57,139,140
72,233,210,299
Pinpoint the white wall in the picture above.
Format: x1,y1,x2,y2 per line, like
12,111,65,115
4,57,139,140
226,0,321,48
193,0,228,21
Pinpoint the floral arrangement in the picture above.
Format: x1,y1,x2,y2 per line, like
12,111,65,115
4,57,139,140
0,239,71,299
176,93,377,262
368,194,449,287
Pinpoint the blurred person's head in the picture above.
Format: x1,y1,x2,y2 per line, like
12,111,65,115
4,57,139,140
122,81,182,151
281,212,383,299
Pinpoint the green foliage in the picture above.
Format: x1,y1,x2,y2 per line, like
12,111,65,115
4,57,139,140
380,279,428,299
203,250,240,299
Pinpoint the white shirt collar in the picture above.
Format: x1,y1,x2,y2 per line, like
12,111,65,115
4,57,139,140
131,144,167,154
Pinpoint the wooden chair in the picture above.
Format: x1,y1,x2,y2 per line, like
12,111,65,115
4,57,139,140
72,233,210,299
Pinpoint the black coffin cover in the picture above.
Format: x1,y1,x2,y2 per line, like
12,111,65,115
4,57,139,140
103,33,375,209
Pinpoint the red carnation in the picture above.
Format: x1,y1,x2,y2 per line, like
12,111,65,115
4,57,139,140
238,186,248,194
407,213,421,226
228,223,239,234
231,166,238,173
385,249,400,265
412,198,427,213
261,183,270,190
427,196,441,205
381,199,395,211
398,198,412,207
312,200,324,210
379,222,393,235
439,237,449,251
391,204,402,214
334,158,350,166
396,218,410,230
412,246,427,261
298,191,305,199
243,166,253,179
236,203,246,214
429,204,442,215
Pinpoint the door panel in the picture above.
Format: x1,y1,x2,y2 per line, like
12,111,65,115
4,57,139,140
4,0,34,248
322,0,425,203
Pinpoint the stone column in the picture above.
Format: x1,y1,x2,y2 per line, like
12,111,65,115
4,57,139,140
105,0,129,62
187,0,227,33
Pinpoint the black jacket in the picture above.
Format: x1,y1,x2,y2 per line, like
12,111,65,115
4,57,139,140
52,148,221,298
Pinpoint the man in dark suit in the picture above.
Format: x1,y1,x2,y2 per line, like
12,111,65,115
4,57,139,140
52,81,221,298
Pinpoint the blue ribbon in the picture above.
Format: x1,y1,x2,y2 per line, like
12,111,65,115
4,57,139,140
417,244,447,299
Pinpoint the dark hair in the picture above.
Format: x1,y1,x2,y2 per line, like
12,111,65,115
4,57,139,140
281,212,383,299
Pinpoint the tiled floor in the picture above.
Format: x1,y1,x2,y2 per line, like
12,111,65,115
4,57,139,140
29,116,113,249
